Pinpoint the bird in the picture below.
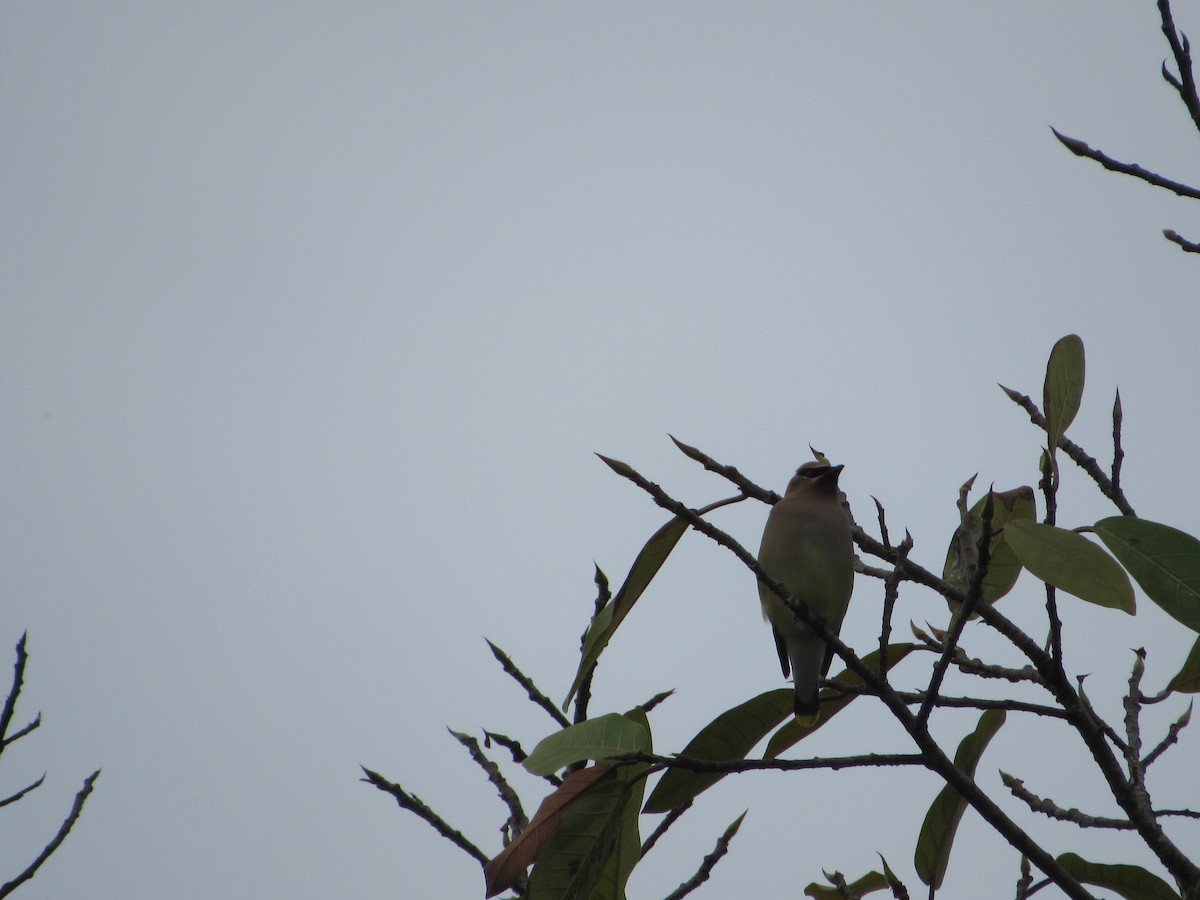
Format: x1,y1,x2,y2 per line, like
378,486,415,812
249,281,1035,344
757,459,855,725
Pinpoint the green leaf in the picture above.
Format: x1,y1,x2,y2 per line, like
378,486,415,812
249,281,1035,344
804,871,890,898
914,709,1006,889
590,709,650,900
1044,334,1085,456
878,854,907,895
1094,517,1200,632
1005,520,1135,613
1167,634,1200,694
643,689,791,813
527,776,631,900
564,517,689,709
524,713,649,776
1055,853,1181,900
642,645,915,812
765,644,916,758
943,487,1036,613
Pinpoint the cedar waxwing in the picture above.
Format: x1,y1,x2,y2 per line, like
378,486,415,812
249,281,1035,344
757,461,854,724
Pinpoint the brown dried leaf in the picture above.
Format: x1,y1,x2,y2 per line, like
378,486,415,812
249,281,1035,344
483,765,615,897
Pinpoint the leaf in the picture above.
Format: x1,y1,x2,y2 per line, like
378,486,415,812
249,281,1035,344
805,871,890,898
642,645,916,812
527,775,631,900
914,709,1006,889
564,516,689,709
590,709,650,900
643,689,791,813
1054,853,1181,900
878,854,907,896
524,714,649,776
485,766,616,898
1094,517,1200,632
1005,520,1135,613
1044,334,1085,456
1167,634,1200,694
943,487,1036,613
765,644,916,758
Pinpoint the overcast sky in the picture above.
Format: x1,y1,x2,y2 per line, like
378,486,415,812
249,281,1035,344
2,4,1198,898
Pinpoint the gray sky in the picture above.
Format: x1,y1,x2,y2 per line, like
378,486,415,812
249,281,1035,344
2,4,1198,898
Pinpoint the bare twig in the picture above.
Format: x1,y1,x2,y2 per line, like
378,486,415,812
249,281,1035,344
1,713,40,747
449,730,527,834
1111,390,1125,497
485,640,570,730
879,531,912,673
640,801,692,857
824,681,1069,721
361,767,490,866
918,492,994,728
661,811,746,900
1039,451,1065,672
1158,0,1200,132
1143,701,1192,769
1163,229,1200,252
483,731,530,767
1051,128,1200,201
620,751,927,777
0,773,45,809
0,634,30,764
0,769,101,899
575,566,611,725
1122,650,1152,815
1001,772,1134,830
999,385,1136,516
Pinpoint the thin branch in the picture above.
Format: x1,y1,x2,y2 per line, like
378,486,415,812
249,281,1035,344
879,530,912,673
1050,127,1200,201
1159,808,1200,820
1,713,40,747
918,493,993,728
640,801,692,857
1163,228,1200,252
449,730,527,834
1143,701,1192,769
825,682,1070,721
485,640,570,730
1122,650,1151,811
999,385,1136,516
620,751,927,777
640,689,674,714
1001,772,1135,830
0,773,45,809
360,766,490,866
1016,855,1034,900
668,435,775,503
1039,450,1065,673
0,634,30,763
482,731,533,769
1111,390,1125,498
1158,0,1200,133
661,811,746,900
574,566,610,726
873,497,892,550
0,769,101,899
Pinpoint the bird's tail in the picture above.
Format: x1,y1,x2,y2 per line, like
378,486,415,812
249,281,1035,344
793,687,820,726
788,635,824,726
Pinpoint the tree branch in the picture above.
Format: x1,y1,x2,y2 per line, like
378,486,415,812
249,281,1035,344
1050,128,1200,201
360,767,490,866
0,769,101,899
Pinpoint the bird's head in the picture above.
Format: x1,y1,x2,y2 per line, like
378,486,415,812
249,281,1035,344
784,461,845,497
